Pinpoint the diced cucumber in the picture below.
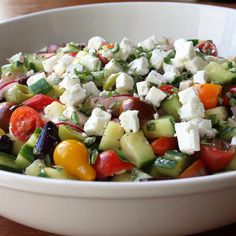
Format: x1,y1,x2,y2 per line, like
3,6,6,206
103,73,119,91
1,62,27,76
120,131,155,168
29,77,52,95
205,106,228,124
112,169,152,182
218,126,236,141
99,121,124,151
25,159,46,176
205,62,236,84
142,116,175,139
24,54,43,72
0,151,21,173
16,128,41,170
153,150,189,178
58,124,85,142
161,94,181,121
39,166,73,179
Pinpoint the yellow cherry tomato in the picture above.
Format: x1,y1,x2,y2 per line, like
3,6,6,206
53,139,96,181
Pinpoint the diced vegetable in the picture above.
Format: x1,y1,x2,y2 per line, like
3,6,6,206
151,137,178,156
58,124,85,142
0,151,21,173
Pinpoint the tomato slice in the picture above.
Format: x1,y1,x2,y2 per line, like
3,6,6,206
195,41,218,57
200,140,235,172
10,106,44,141
68,52,77,57
151,137,178,156
159,85,175,95
23,94,58,112
179,160,207,178
94,150,134,178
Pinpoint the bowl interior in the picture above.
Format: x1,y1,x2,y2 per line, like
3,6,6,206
0,2,236,66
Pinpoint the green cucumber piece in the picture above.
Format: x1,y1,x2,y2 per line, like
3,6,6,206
205,62,236,84
142,116,175,139
16,128,41,170
39,166,73,179
205,106,228,124
120,131,155,168
218,126,236,141
24,54,43,72
29,78,52,95
58,125,85,142
0,151,21,173
99,121,124,151
1,62,27,76
161,94,181,121
153,150,189,178
25,159,46,176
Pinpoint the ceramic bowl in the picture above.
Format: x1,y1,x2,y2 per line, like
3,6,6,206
1,2,236,236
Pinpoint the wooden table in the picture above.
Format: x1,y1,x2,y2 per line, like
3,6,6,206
1,0,236,235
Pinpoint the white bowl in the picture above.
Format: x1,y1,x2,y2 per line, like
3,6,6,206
1,2,236,236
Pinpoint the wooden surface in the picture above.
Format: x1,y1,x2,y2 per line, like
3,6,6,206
1,0,236,235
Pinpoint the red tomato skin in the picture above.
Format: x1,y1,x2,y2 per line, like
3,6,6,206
200,143,235,172
179,160,207,178
68,52,77,57
94,150,134,178
195,41,218,57
23,94,58,112
10,106,44,141
159,85,175,95
151,137,178,156
97,53,109,65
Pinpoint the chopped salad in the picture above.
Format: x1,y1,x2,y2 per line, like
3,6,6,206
0,36,236,181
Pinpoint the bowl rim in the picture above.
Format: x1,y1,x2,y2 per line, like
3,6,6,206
1,1,236,198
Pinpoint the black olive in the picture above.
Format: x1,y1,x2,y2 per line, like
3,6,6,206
0,135,13,154
33,121,59,159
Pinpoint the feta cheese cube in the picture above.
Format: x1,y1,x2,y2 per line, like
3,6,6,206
178,87,198,105
184,56,207,74
129,57,149,76
59,74,80,90
27,72,46,86
179,80,193,91
145,70,163,85
119,110,140,132
82,81,100,96
58,54,74,66
66,64,84,77
150,49,167,70
231,136,236,146
42,55,58,73
189,118,217,138
76,51,99,71
193,70,208,84
138,35,157,51
162,67,180,83
136,81,150,96
46,72,61,85
99,90,110,97
87,36,106,50
117,37,134,61
104,59,123,75
170,58,185,71
60,84,87,106
84,107,111,136
153,113,159,120
54,62,66,75
145,87,167,107
99,49,114,60
175,121,200,154
174,39,195,61
116,72,134,91
26,70,35,77
179,97,205,120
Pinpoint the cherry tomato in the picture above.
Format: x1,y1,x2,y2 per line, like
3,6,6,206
159,84,175,95
0,102,15,132
197,83,222,109
23,94,58,112
94,150,134,178
10,106,44,141
195,41,218,56
68,52,77,57
179,160,207,178
200,140,235,172
54,139,96,181
97,53,109,65
151,137,178,156
120,97,156,122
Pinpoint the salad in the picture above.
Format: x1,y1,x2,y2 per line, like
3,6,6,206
0,36,236,182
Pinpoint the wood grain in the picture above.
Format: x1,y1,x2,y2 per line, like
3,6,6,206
0,0,236,235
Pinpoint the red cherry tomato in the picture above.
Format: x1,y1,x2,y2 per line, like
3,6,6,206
200,140,235,172
159,85,175,95
10,106,44,141
23,94,58,112
94,150,134,178
68,52,77,57
195,41,218,57
151,137,178,156
97,53,109,65
222,94,230,106
179,160,207,178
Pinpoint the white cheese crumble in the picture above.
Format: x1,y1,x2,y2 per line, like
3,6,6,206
119,110,140,133
129,57,149,76
145,87,167,107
